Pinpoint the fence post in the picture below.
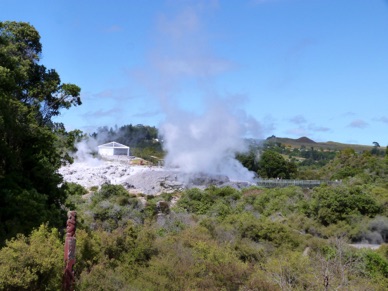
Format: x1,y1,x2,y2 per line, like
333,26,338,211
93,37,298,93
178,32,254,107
62,211,77,291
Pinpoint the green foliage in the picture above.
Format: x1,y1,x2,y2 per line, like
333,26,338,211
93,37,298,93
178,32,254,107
77,264,129,291
73,184,148,231
223,212,302,248
362,249,388,278
87,185,140,231
377,244,388,261
250,141,388,183
263,250,315,290
0,21,81,243
319,148,388,184
176,186,241,218
63,182,88,210
93,184,129,202
299,146,337,166
76,223,157,290
334,165,362,180
370,186,388,216
257,150,297,179
250,186,305,216
0,187,63,243
233,237,265,263
131,225,250,291
63,182,88,196
0,224,62,290
55,127,86,164
1,183,387,290
308,185,381,225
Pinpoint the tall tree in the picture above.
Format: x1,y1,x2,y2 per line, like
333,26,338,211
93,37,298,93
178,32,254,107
257,150,297,179
0,21,81,243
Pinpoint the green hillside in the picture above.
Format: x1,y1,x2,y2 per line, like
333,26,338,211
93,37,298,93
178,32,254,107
266,135,375,152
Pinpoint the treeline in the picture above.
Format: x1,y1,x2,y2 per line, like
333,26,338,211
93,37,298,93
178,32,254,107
237,140,388,181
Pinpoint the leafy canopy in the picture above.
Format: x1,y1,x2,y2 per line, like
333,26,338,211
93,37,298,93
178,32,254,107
0,21,81,243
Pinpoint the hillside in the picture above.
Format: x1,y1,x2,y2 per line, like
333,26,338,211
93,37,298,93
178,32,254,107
265,135,374,152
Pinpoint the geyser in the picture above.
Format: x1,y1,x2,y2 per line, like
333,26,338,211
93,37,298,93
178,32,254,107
160,100,259,181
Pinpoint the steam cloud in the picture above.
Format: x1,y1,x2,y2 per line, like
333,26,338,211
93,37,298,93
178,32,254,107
137,2,264,181
358,216,388,244
71,137,102,166
160,100,260,181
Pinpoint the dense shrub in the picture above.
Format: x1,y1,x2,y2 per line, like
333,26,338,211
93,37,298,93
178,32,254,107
250,186,305,216
0,225,62,290
78,184,144,231
363,249,388,279
176,186,241,217
308,185,381,225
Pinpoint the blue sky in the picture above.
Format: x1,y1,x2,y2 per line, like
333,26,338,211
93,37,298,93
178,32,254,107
3,0,388,146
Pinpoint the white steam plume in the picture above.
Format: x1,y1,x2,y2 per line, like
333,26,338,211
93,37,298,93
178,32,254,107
71,137,102,166
160,100,260,181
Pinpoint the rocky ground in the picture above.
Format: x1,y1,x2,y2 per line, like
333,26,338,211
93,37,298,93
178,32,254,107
58,158,254,195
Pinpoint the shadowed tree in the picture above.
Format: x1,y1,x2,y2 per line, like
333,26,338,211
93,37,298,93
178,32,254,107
0,21,81,243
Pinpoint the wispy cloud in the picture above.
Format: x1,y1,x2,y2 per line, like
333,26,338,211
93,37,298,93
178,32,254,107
342,111,356,117
93,88,138,102
284,121,330,140
375,116,388,124
285,127,309,137
289,115,307,124
157,7,201,39
152,6,234,79
131,110,162,118
80,88,140,123
308,124,330,132
82,107,122,119
270,38,316,90
348,119,369,129
154,56,233,77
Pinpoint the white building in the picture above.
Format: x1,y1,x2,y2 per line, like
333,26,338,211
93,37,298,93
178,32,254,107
98,142,130,157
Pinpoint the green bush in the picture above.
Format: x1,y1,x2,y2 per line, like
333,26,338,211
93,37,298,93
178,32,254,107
63,182,88,196
177,186,241,216
363,249,388,278
92,184,129,203
308,185,381,225
224,213,302,248
0,224,62,290
251,186,305,216
79,184,144,230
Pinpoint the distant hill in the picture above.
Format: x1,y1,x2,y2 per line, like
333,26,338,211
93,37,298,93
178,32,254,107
265,136,373,152
295,136,316,144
